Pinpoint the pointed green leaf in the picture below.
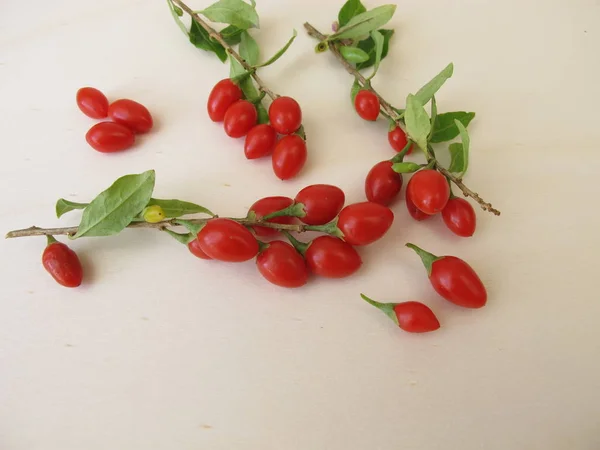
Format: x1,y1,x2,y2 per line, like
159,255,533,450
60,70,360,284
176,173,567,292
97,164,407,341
175,219,206,236
220,24,244,45
404,94,431,151
56,199,88,218
350,79,361,104
453,120,470,175
415,63,454,106
257,103,269,124
331,5,396,40
392,162,421,174
167,0,188,36
338,0,366,27
257,30,297,67
72,171,156,239
355,29,393,70
429,96,438,139
448,143,465,173
239,31,259,65
164,230,196,245
367,30,384,80
200,0,259,30
430,112,475,143
229,54,247,78
340,46,370,63
189,19,227,62
146,199,214,218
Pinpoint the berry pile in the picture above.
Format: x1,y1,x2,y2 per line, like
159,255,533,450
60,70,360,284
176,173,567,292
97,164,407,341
76,87,153,153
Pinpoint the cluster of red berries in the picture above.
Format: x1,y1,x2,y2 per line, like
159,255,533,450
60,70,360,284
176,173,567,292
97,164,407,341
187,183,393,287
207,79,307,180
76,87,153,153
355,89,477,237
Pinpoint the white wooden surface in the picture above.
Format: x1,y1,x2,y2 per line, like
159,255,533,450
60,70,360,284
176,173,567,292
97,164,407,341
1,0,599,449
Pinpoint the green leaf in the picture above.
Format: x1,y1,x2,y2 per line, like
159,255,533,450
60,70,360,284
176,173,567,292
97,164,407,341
229,55,247,78
257,30,297,67
239,31,259,65
428,95,437,139
257,103,269,124
430,111,475,143
338,0,366,27
164,230,196,245
392,162,421,173
220,24,244,45
56,199,88,218
355,29,393,70
448,143,465,173
414,63,454,106
339,46,370,63
350,79,361,104
332,5,396,40
200,0,259,30
189,19,227,62
72,171,156,239
167,0,188,37
367,29,384,79
146,199,214,218
404,94,431,152
452,120,470,175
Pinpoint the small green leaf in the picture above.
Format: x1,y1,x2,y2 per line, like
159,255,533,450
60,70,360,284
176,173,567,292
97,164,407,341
361,294,399,325
200,0,259,30
392,162,421,173
350,79,361,104
448,143,465,173
404,94,431,152
229,55,247,78
220,24,244,45
56,199,88,218
240,31,259,65
257,103,269,124
414,63,454,106
189,19,227,62
164,230,196,245
354,29,393,70
430,112,475,143
146,198,214,218
72,170,156,239
338,0,366,27
331,5,396,40
339,46,370,63
257,30,297,67
367,29,384,79
175,219,206,236
429,96,438,134
454,120,470,175
167,0,188,37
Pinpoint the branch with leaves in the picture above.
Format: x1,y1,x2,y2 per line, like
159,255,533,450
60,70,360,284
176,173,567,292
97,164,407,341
304,0,499,216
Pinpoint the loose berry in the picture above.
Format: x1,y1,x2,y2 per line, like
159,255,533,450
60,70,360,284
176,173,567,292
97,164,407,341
85,122,135,153
442,197,476,237
108,99,153,134
76,87,109,119
42,237,83,288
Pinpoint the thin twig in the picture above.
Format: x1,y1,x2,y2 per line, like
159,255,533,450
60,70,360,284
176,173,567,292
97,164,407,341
172,0,277,100
303,22,500,216
5,217,311,239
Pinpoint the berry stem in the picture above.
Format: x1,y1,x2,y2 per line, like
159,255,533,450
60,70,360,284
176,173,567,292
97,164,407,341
303,22,500,216
171,0,278,100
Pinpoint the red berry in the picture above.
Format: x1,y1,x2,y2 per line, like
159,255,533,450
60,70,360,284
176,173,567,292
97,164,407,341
42,239,83,288
76,87,109,119
85,122,135,153
394,302,441,333
249,196,295,237
108,99,153,134
407,170,450,215
365,160,403,206
295,184,345,225
337,202,394,246
187,238,212,260
223,100,257,138
408,244,487,309
256,241,308,288
244,124,278,159
268,96,302,135
405,177,431,221
207,78,243,122
442,197,476,237
388,125,413,154
305,236,362,278
272,134,307,180
354,90,380,121
197,219,258,262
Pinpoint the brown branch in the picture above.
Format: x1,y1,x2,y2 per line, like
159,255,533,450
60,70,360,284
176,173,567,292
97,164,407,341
171,0,278,100
5,217,311,239
303,22,500,216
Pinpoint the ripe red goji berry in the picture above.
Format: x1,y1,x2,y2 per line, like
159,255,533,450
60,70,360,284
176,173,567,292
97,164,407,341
407,169,450,215
85,122,135,153
223,100,257,138
187,238,212,260
207,78,243,122
365,160,403,206
268,96,302,135
108,99,153,134
388,125,413,154
354,90,380,121
361,294,440,333
442,197,476,237
197,219,258,262
336,202,394,246
76,87,109,119
256,241,308,288
244,124,278,159
294,184,345,225
42,236,83,288
305,236,361,278
407,243,487,308
272,134,307,180
249,196,295,237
